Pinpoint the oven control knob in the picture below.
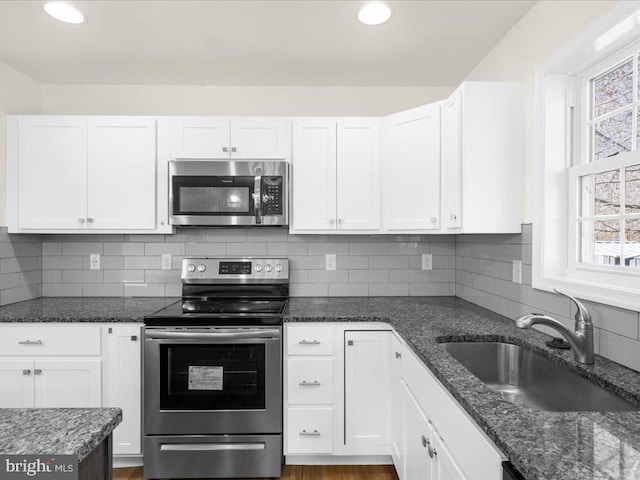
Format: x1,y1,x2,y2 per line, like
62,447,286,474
187,264,196,273
255,264,263,272
197,264,206,273
276,264,283,272
265,264,273,272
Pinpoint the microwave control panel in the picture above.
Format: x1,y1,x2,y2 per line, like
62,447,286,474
261,176,283,216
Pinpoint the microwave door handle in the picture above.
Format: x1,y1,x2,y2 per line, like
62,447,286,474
253,174,262,224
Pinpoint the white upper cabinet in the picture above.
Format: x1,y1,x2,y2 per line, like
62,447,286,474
455,82,523,233
171,117,288,159
15,116,87,230
441,89,462,230
7,115,171,234
87,117,157,230
291,118,380,233
382,103,441,232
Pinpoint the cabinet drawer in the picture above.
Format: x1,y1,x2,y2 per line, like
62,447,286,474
286,407,333,454
0,325,101,356
287,358,334,405
287,325,333,355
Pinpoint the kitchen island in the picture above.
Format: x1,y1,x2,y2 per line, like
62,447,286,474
0,408,122,480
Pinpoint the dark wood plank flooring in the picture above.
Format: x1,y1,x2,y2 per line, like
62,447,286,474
114,465,399,480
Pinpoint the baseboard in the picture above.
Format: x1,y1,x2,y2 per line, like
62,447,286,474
285,455,393,465
114,455,143,468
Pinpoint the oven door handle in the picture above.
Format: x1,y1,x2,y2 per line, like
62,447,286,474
145,329,280,340
159,443,266,451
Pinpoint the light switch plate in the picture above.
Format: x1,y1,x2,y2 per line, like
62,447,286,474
326,254,337,271
422,254,432,271
512,260,522,284
90,254,100,270
161,254,172,271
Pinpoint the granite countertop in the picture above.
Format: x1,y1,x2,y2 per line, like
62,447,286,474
0,297,177,322
0,408,122,462
286,297,640,480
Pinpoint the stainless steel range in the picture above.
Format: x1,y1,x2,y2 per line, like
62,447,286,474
143,257,289,480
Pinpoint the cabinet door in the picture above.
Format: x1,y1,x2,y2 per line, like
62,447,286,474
104,325,142,455
17,116,87,229
390,335,405,479
0,360,34,407
403,381,436,480
291,119,337,231
441,89,462,229
171,117,230,159
344,331,392,450
382,104,441,231
230,119,288,159
433,434,467,480
34,359,101,408
87,117,157,230
336,119,380,230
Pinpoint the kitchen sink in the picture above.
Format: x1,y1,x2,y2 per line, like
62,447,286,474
442,342,639,412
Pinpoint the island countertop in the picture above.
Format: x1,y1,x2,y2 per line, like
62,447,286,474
0,408,122,462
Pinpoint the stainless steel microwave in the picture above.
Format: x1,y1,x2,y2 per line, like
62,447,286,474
169,160,288,227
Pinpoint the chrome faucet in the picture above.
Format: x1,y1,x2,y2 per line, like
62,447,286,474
514,290,594,364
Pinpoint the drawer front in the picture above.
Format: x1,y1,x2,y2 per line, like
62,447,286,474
286,407,333,454
0,325,102,356
287,325,334,355
287,358,334,405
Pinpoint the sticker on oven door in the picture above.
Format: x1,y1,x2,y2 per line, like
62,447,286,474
188,366,223,390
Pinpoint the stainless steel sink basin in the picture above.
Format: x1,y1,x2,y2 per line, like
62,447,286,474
443,342,639,412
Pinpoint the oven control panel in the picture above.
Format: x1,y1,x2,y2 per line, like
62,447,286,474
182,257,289,283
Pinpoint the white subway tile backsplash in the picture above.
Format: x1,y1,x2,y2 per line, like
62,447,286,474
62,269,103,284
124,283,165,297
307,243,350,255
42,283,83,297
226,242,267,256
1,285,39,306
348,243,390,256
266,242,308,256
145,243,186,256
307,270,349,284
348,269,389,283
43,256,83,270
185,243,227,256
369,283,409,296
104,270,145,284
145,270,182,284
83,283,124,297
290,283,329,297
369,256,410,269
124,256,161,270
104,242,145,256
62,242,104,256
328,283,369,296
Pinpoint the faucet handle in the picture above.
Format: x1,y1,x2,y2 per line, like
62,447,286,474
554,289,592,323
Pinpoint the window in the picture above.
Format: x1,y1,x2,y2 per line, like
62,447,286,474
534,3,640,310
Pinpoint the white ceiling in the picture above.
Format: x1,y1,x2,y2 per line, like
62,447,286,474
0,0,535,86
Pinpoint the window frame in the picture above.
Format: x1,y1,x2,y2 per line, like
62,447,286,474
534,2,640,311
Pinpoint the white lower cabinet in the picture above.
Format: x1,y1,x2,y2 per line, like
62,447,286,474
0,323,142,460
403,381,437,480
287,407,334,454
390,333,405,478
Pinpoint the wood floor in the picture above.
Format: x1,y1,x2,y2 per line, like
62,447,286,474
114,465,399,480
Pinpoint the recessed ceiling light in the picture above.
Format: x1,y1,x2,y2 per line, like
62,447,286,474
358,2,392,26
43,2,86,25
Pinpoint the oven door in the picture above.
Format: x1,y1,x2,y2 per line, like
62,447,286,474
144,326,282,435
169,160,288,226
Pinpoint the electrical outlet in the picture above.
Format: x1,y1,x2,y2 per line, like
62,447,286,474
326,254,337,271
89,254,100,270
161,254,172,271
421,254,432,271
512,260,522,284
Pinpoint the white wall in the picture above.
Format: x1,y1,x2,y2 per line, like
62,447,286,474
0,60,41,225
466,0,619,223
40,85,453,117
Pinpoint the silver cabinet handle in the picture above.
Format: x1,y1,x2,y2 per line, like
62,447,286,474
160,443,265,451
78,218,85,224
87,218,94,224
450,214,457,220
34,369,42,375
22,369,31,375
298,340,321,345
299,380,321,386
222,147,229,153
421,435,428,448
131,335,138,341
299,430,321,436
253,170,262,225
231,147,237,153
18,340,42,345
395,351,402,359
337,218,344,225
428,444,437,458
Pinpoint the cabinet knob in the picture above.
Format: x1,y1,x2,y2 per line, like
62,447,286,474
22,369,31,376
347,340,354,346
87,218,94,224
395,351,402,359
78,218,85,224
421,435,428,448
34,369,42,375
430,217,437,223
428,444,437,458
222,147,229,153
329,218,336,225
450,214,457,220
338,218,344,225
131,335,138,341
231,147,237,153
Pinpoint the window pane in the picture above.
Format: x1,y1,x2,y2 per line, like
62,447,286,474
594,169,621,215
625,164,640,214
593,110,633,160
625,219,640,268
593,58,633,118
594,219,621,265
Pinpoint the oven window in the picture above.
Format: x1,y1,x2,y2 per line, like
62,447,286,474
160,344,265,410
179,187,249,213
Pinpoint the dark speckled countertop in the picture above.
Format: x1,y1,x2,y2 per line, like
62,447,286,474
0,408,122,462
2,296,640,479
286,297,640,480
